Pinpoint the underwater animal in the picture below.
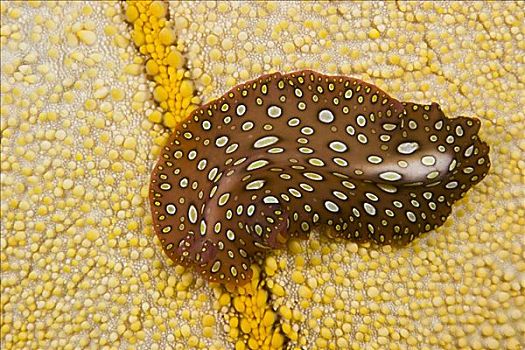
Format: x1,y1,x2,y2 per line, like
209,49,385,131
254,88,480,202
150,70,491,284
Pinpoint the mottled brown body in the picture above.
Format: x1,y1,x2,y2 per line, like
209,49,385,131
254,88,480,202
150,70,490,285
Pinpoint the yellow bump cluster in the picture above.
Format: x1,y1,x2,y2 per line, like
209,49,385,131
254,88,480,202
219,266,285,350
0,1,226,349
168,1,524,349
125,0,200,128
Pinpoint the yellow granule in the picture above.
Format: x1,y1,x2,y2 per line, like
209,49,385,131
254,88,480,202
125,0,200,128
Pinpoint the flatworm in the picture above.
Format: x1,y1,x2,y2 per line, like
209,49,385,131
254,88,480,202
150,70,490,285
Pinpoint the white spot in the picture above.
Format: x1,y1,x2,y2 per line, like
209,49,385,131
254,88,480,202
211,261,221,273
367,155,383,164
333,157,348,167
267,105,282,118
365,192,379,201
208,167,219,181
301,127,314,135
225,143,239,154
332,191,348,201
406,211,417,223
377,183,398,193
287,118,300,127
188,204,198,224
382,123,397,131
301,222,310,231
236,205,244,215
218,193,231,206
398,160,409,168
364,203,376,216
299,183,314,192
426,171,440,179
392,201,403,209
166,204,177,215
342,180,356,189
254,136,279,149
294,88,303,97
308,158,325,167
263,196,279,204
464,145,474,157
445,181,458,189
267,147,284,154
397,141,420,155
379,171,403,181
299,147,314,154
357,134,368,144
346,125,355,135
303,172,323,181
197,159,207,170
246,180,266,190
215,135,229,148
247,159,269,171
226,230,236,241
455,125,464,136
329,141,348,153
344,89,353,99
318,109,335,123
289,188,302,198
242,121,254,131
324,200,340,213
188,150,197,160
423,191,433,200
297,137,308,145
356,115,367,127
202,120,212,130
236,104,247,116
254,225,263,236
247,205,256,216
421,155,436,166
160,183,171,190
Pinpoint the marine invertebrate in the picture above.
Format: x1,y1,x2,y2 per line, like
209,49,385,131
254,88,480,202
149,70,490,284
